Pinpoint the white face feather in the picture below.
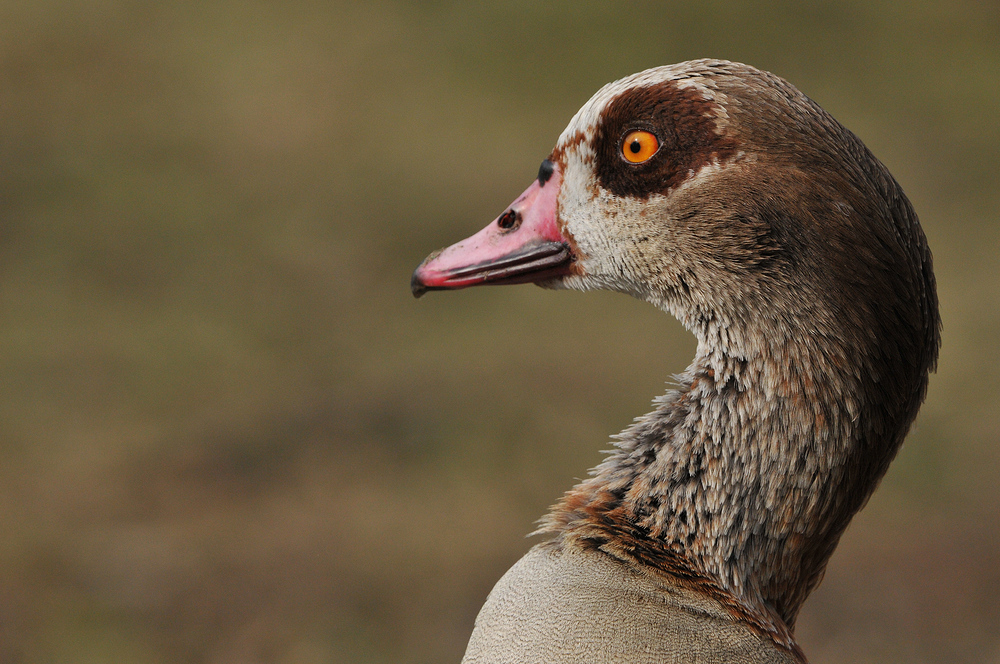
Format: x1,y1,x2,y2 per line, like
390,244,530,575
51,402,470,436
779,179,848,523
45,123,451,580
544,59,757,342
556,158,671,304
552,62,728,306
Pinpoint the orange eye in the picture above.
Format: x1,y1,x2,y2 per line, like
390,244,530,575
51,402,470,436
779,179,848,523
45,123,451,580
622,130,659,163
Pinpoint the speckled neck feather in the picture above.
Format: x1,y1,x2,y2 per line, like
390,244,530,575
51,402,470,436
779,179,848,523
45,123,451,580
543,344,857,647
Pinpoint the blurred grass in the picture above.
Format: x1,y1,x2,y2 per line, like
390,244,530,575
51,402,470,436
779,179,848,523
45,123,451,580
0,0,998,662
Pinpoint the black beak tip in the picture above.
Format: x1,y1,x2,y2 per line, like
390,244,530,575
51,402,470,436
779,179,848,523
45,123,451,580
411,269,428,298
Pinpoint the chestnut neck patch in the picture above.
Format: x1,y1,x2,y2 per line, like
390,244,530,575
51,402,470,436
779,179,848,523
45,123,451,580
593,81,740,199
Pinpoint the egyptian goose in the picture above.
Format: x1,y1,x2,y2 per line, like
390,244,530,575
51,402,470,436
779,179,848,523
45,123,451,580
412,60,940,663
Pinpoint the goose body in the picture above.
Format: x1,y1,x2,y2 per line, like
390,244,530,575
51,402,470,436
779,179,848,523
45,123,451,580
463,543,798,663
412,60,939,663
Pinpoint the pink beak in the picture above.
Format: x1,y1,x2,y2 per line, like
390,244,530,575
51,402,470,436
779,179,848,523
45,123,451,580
411,161,574,297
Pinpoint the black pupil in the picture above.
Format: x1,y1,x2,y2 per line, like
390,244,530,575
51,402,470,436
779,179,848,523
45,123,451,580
629,139,641,154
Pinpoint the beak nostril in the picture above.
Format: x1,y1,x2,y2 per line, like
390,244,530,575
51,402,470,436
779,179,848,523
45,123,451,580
497,209,521,231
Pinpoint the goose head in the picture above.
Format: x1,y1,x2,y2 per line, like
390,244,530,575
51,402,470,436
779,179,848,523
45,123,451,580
412,60,939,636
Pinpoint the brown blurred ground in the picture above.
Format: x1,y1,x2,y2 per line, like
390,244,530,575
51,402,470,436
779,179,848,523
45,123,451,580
0,1,997,662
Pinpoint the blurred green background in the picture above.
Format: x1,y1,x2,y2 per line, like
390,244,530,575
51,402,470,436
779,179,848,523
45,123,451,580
0,1,997,662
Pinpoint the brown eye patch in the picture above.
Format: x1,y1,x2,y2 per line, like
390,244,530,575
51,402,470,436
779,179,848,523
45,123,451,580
594,81,740,200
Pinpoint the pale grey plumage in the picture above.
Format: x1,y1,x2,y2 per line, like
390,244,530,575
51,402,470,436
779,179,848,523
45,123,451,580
463,542,798,664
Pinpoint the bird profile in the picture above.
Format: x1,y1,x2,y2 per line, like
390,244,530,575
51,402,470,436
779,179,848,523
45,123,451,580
413,60,940,663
